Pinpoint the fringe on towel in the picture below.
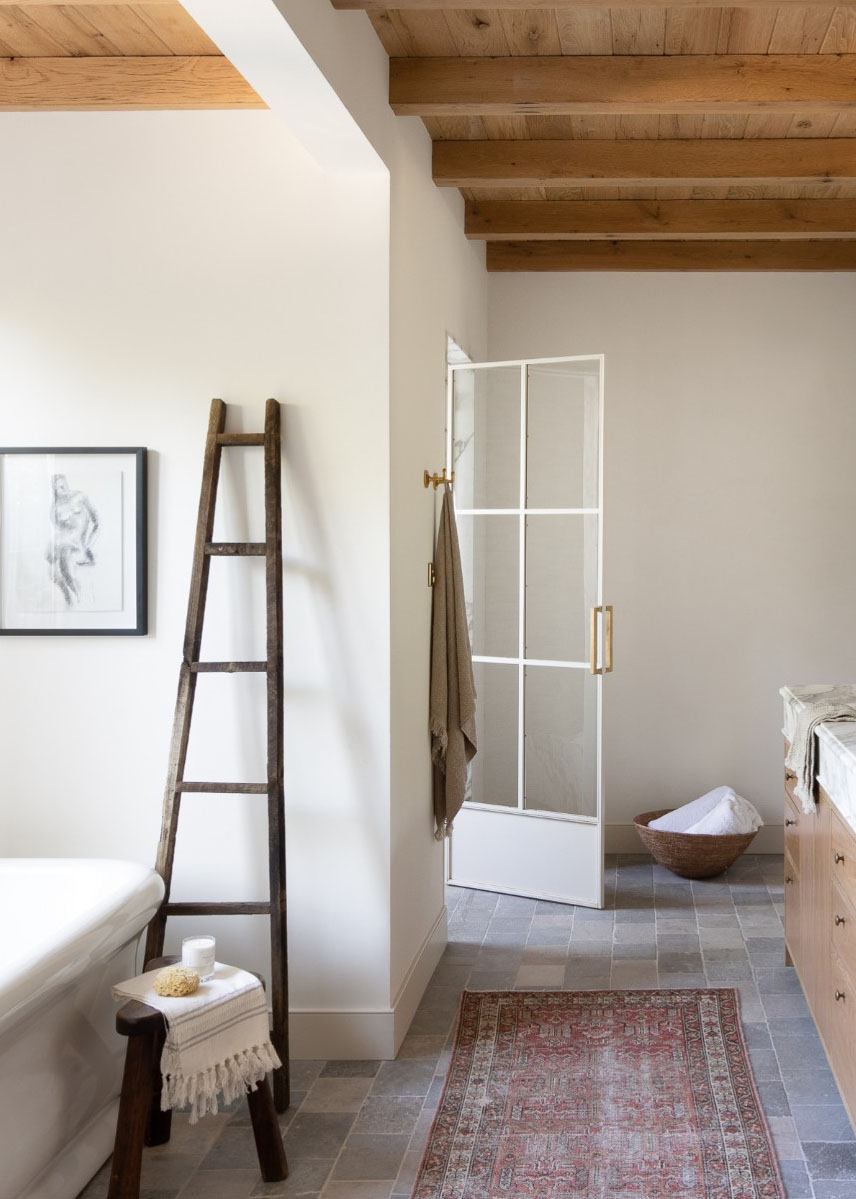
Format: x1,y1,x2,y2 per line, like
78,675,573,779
162,1041,282,1124
431,714,454,840
430,716,449,762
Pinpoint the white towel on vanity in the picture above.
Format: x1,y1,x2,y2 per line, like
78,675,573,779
112,963,280,1123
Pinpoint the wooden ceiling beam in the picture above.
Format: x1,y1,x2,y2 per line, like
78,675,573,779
467,198,856,240
0,1,166,4
337,0,856,7
391,55,856,116
434,139,856,190
487,240,856,270
0,56,263,108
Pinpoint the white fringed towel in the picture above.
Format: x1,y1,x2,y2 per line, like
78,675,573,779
112,964,281,1123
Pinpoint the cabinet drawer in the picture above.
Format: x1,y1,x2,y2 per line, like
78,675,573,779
784,764,801,808
830,813,856,910
828,951,856,1092
831,879,856,967
784,792,802,873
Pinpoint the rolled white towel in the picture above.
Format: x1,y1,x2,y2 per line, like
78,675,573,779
648,786,735,833
686,794,763,836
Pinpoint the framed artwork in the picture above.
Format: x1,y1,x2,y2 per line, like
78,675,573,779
0,447,147,635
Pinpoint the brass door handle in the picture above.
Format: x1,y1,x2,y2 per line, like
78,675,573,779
835,853,846,865
590,605,614,676
836,915,846,926
590,606,600,675
785,819,796,827
836,990,846,1002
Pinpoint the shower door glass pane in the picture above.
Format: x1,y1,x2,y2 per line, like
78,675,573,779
451,367,520,510
525,515,598,663
527,362,600,510
470,662,518,808
457,515,519,659
524,667,598,817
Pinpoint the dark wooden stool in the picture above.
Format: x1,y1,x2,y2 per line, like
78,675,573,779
108,958,288,1199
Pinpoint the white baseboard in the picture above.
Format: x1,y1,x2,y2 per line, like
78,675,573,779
288,1008,398,1061
605,822,784,856
288,907,448,1061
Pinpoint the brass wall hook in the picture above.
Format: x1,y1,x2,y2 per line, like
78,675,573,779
424,468,455,490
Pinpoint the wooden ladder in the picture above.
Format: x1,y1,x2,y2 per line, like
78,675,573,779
144,397,289,1112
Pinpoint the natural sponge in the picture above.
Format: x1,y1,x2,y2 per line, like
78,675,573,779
153,965,200,997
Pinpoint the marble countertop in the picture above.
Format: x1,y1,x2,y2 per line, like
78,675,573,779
781,684,856,832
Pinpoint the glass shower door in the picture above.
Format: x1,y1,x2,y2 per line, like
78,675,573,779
447,355,606,907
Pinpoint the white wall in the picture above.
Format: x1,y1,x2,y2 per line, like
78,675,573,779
488,273,856,850
0,109,394,1050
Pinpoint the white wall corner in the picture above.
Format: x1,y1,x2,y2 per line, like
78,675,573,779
289,905,447,1061
605,822,784,856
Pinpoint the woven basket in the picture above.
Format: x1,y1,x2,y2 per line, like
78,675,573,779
633,809,758,879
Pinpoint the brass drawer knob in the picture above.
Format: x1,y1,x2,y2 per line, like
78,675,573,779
835,853,846,865
836,915,847,926
785,819,796,827
785,876,794,884
836,990,846,1002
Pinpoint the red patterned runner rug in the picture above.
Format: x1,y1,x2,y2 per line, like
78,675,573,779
412,989,784,1199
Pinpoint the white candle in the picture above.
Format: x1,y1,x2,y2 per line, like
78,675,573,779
181,935,216,980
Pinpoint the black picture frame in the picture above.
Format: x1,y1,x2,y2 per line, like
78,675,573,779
0,447,147,636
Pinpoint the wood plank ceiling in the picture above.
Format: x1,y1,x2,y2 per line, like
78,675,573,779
0,2,262,109
333,0,856,268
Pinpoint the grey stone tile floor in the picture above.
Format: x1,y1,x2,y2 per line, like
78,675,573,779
77,853,856,1199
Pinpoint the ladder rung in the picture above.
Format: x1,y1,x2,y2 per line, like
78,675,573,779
176,782,269,794
216,433,265,446
191,661,268,674
205,542,266,556
164,901,271,916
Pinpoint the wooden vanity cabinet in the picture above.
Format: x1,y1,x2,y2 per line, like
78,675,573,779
784,748,856,1129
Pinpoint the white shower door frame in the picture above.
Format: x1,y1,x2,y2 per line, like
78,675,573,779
445,354,606,908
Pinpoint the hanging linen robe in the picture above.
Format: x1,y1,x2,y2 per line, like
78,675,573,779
430,482,477,839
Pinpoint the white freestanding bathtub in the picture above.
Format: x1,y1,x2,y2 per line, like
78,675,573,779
0,858,164,1199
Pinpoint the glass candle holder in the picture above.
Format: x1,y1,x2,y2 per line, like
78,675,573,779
181,934,216,981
